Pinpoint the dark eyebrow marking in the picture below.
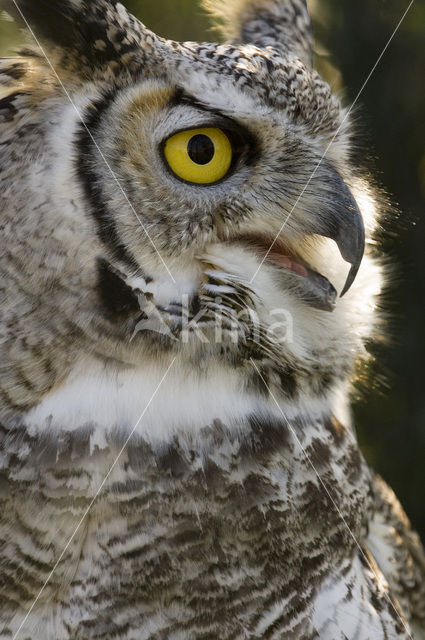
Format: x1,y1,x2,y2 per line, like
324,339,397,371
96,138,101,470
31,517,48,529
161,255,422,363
170,86,231,120
168,87,260,167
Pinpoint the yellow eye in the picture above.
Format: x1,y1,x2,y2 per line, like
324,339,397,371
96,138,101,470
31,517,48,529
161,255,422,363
163,128,233,185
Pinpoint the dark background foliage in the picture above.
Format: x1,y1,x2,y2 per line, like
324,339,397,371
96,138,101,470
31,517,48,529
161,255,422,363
1,0,424,536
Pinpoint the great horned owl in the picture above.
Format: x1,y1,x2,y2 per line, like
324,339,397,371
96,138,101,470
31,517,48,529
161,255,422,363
0,0,424,638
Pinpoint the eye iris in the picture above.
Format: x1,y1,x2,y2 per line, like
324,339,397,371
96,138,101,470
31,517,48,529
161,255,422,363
163,128,233,184
187,134,215,165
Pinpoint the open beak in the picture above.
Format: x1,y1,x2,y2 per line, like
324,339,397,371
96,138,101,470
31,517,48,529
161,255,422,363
316,172,365,297
229,168,365,312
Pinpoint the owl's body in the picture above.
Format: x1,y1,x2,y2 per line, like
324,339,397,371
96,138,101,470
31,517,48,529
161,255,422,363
0,1,424,638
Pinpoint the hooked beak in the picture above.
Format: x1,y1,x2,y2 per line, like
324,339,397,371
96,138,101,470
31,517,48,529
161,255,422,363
324,176,365,296
306,166,365,297
219,167,365,312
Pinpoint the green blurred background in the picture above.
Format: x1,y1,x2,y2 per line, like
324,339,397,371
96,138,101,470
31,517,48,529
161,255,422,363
1,0,424,537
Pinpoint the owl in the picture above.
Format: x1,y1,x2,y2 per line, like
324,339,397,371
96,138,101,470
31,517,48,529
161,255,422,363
0,0,424,638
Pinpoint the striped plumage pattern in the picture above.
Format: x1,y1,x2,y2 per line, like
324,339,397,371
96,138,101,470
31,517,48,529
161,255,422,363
0,1,424,638
1,411,422,639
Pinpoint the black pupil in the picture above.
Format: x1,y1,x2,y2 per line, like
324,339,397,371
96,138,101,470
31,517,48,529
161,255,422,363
187,134,215,165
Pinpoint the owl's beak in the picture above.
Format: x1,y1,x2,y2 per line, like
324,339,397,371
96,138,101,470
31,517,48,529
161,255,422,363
318,175,366,297
223,171,365,307
299,166,366,297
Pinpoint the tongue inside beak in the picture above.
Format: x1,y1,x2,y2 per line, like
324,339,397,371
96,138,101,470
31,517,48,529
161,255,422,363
236,235,338,312
267,251,308,278
266,245,338,312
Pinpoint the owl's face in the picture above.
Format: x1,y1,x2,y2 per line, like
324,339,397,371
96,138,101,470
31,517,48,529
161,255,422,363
0,0,382,411
78,43,376,374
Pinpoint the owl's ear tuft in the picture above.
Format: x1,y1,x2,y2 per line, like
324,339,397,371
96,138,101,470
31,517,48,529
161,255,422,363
202,0,313,66
0,0,159,79
2,0,104,51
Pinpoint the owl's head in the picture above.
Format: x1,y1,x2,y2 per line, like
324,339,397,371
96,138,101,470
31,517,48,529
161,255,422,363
1,0,383,412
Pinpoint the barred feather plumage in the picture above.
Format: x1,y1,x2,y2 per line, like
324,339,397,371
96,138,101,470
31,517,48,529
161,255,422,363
0,1,424,638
